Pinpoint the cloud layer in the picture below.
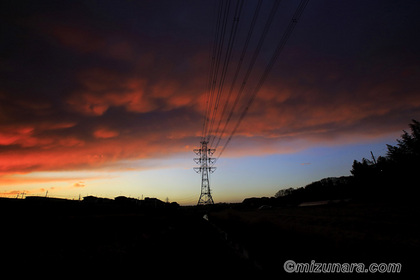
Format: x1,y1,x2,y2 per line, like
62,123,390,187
1,0,419,185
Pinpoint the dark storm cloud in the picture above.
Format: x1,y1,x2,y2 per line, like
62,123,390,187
242,0,420,140
1,0,212,175
1,0,419,176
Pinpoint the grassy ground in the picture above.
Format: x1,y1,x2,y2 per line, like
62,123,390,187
208,200,420,277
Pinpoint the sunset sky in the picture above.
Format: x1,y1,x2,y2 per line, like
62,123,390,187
1,0,419,204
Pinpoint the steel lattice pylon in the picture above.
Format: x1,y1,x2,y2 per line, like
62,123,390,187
193,141,216,205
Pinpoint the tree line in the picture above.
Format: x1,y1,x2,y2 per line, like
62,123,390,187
244,120,420,207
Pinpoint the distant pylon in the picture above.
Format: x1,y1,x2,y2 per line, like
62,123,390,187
193,141,216,205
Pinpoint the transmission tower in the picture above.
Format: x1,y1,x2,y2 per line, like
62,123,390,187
193,141,216,205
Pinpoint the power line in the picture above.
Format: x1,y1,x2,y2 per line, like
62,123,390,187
215,0,310,161
213,0,281,151
210,0,263,149
207,0,244,144
202,0,226,141
202,0,231,141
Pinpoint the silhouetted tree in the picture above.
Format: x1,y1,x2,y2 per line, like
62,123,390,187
274,187,295,198
386,119,420,164
351,119,420,199
351,158,374,178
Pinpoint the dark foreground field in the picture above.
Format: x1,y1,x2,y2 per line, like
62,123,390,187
209,200,420,278
1,198,255,277
1,198,418,278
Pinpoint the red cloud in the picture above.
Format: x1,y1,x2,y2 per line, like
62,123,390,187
0,126,34,146
94,128,119,139
232,61,420,142
0,128,195,178
66,65,207,117
1,58,418,183
0,122,79,150
67,69,156,116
